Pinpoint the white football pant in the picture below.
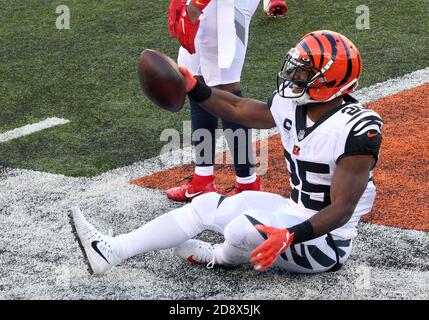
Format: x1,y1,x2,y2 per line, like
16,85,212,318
115,191,352,273
188,191,353,273
177,0,260,86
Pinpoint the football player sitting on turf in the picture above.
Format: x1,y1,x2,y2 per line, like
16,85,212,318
69,30,383,274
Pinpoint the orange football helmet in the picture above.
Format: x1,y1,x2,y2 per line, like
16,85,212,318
277,30,362,105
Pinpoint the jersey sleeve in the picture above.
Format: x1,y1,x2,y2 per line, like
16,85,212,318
335,112,383,165
267,91,277,109
269,92,296,131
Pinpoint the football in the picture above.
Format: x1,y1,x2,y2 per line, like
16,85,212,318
138,49,186,112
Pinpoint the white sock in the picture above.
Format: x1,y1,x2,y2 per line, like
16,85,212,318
114,205,204,260
236,173,257,184
194,166,214,176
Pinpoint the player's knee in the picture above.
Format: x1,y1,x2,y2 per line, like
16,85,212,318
190,192,222,224
190,192,248,233
224,215,247,247
223,212,261,248
224,210,270,248
190,192,220,210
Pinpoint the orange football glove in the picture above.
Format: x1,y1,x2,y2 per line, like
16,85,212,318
179,67,197,92
176,6,200,54
168,0,186,37
250,225,294,271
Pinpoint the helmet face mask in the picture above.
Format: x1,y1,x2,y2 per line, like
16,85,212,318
277,53,324,101
276,30,363,105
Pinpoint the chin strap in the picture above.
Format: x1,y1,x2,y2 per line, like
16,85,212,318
280,84,316,105
291,92,316,105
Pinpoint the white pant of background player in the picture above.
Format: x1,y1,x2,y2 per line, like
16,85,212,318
178,0,260,86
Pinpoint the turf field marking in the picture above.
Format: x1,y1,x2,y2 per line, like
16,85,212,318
0,117,70,143
353,67,429,104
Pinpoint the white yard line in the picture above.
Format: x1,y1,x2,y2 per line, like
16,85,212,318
0,117,70,143
354,67,429,104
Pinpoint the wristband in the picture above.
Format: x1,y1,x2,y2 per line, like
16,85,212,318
187,80,212,103
288,220,315,244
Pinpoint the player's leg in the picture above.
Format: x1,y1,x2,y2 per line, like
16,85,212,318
68,204,202,274
69,191,287,273
221,112,258,190
186,6,218,188
166,47,218,202
190,190,288,233
214,205,353,272
219,88,258,191
190,87,217,176
174,191,290,265
181,44,217,180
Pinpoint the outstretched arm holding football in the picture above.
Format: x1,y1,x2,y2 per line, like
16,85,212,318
199,90,276,129
181,67,276,129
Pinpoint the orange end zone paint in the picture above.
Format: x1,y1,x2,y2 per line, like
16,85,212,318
130,84,429,232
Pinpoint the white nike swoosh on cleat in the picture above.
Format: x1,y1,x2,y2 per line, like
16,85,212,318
185,190,203,198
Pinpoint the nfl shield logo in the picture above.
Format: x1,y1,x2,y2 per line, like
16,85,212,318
298,130,305,141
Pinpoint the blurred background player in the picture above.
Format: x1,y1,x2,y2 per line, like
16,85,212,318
166,0,288,202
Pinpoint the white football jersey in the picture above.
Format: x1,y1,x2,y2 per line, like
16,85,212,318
269,93,383,239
